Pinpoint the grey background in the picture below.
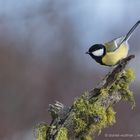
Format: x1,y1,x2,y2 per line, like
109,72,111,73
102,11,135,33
0,0,140,140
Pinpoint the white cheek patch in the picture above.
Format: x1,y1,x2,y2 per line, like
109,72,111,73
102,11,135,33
92,48,104,56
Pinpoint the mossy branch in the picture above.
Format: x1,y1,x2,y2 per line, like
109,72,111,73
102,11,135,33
35,55,135,140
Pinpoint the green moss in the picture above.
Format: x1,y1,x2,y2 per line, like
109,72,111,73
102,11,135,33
74,95,107,117
109,68,135,108
100,88,109,97
74,97,89,115
124,68,135,82
116,68,135,108
72,68,135,138
56,127,68,140
35,123,49,140
106,106,116,125
73,95,112,137
89,111,108,134
73,117,87,133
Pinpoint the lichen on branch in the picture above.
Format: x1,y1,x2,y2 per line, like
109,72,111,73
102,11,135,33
35,55,135,140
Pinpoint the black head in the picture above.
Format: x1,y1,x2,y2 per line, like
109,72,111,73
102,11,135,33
86,44,106,65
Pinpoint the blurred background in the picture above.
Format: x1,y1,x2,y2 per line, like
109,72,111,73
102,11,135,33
0,0,140,139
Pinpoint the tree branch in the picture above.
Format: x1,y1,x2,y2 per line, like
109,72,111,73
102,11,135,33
35,55,135,140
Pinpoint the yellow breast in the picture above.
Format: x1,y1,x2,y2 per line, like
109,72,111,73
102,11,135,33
102,43,129,66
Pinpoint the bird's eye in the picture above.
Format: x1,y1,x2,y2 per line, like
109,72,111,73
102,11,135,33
92,48,104,56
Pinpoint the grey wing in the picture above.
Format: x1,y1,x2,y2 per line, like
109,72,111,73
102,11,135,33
105,36,125,52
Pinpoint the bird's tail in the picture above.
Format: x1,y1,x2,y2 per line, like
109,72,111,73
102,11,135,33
120,20,140,45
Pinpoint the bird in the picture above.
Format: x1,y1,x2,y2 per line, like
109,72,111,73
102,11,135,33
86,20,140,66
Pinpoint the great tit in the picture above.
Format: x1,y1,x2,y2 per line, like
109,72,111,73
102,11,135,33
86,20,140,66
